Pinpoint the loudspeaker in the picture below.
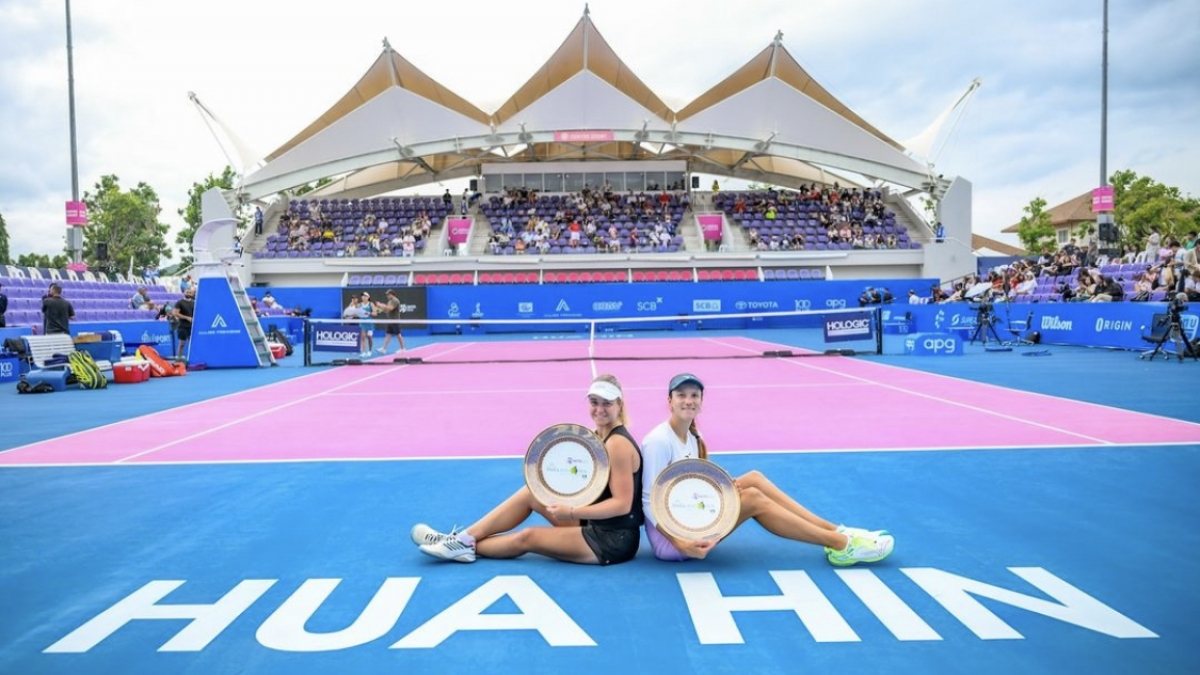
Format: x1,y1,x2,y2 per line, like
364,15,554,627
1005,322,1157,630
95,242,109,261
691,176,700,189
1098,222,1118,242
469,178,478,192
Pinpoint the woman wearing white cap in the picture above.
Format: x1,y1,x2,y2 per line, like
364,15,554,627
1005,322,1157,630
641,373,894,566
412,374,644,565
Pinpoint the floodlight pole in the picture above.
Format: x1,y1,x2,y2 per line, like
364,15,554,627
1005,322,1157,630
65,0,82,262
1099,0,1108,188
1095,0,1114,247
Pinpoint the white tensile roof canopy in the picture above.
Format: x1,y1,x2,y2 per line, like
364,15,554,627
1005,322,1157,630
238,7,932,202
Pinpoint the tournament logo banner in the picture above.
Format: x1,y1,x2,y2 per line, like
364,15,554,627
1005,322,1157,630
824,311,872,342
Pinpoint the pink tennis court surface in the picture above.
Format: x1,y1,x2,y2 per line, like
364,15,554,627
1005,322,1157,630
3,336,1196,466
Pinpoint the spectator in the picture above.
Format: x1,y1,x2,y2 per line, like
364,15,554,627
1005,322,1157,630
254,206,264,235
0,282,7,328
179,275,193,293
261,291,278,309
130,287,153,310
907,289,922,305
1090,275,1124,302
173,287,196,358
42,283,75,335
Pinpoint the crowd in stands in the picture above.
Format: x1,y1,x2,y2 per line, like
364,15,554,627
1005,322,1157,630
479,186,689,255
714,185,914,252
927,231,1199,305
256,196,452,259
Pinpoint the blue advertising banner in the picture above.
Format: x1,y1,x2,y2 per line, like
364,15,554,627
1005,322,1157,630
312,323,363,353
904,332,964,356
905,301,1197,350
823,311,873,342
422,279,937,333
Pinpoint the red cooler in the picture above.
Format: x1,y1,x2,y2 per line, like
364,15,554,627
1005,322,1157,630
114,361,151,384
269,342,288,360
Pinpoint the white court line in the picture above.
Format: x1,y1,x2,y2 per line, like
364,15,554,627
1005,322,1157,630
2,439,1198,469
700,336,1133,445
113,342,480,463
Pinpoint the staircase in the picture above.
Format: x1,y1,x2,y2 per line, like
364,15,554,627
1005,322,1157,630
226,270,276,367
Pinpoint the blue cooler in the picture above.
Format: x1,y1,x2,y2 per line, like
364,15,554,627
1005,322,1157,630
75,341,123,363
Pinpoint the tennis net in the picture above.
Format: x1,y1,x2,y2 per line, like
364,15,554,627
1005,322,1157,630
302,306,882,366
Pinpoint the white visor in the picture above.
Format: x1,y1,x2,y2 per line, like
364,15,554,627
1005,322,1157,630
587,381,622,401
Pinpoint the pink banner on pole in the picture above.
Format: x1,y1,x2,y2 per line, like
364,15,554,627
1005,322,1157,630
697,214,724,241
65,201,88,226
1092,186,1114,213
553,130,614,143
447,218,471,245
66,261,89,272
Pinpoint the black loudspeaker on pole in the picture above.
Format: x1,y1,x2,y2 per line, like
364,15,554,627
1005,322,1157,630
96,242,109,261
469,178,478,192
691,175,700,189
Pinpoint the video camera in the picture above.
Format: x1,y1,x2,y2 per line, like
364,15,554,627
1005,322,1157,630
1167,292,1188,321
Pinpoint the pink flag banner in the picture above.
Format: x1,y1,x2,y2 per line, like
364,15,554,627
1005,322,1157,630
447,218,472,245
65,201,88,226
553,130,614,143
697,214,724,241
1092,186,1114,213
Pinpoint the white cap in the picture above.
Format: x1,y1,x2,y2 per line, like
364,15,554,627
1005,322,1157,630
587,380,622,401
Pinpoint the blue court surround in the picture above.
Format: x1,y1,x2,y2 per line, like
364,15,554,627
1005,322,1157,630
1,342,1198,674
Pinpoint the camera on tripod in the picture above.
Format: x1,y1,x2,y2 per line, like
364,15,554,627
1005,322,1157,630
1167,293,1188,321
969,293,998,324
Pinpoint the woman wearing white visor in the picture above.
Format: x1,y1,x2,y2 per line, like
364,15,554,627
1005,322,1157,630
412,374,644,565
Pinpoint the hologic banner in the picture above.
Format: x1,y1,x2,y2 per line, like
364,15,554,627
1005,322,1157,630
447,218,471,245
313,323,362,352
697,214,723,241
824,311,873,342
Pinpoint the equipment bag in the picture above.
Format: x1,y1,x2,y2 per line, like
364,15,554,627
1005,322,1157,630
267,327,294,356
67,350,108,389
136,345,187,377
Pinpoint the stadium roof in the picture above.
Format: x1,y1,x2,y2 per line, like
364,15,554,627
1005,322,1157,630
239,7,934,202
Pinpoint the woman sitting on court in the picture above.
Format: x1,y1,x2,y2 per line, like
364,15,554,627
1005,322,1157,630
641,373,894,566
412,374,644,565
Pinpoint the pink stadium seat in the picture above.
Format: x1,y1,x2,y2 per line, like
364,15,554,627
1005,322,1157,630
697,269,713,281
721,269,735,280
656,271,670,282
544,272,560,283
632,271,649,282
613,270,628,283
436,274,450,284
478,273,494,284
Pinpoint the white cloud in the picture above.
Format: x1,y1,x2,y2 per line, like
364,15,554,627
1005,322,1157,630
1,0,1195,258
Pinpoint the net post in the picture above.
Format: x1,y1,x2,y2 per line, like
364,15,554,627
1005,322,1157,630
303,318,312,366
878,306,888,355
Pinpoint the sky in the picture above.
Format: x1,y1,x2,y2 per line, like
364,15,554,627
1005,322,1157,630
1,0,1197,260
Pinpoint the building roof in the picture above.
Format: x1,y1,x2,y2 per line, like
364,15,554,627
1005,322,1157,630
1001,191,1094,233
972,233,1026,256
238,8,934,202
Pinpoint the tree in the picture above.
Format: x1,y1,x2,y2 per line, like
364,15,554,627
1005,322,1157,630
1015,196,1056,254
16,252,70,269
82,175,171,275
0,210,10,264
1110,170,1199,250
177,166,240,268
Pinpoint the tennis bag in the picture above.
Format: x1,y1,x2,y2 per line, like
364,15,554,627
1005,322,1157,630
136,345,187,377
267,327,294,356
68,350,108,389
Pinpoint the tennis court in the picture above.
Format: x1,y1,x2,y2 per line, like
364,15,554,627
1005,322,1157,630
1,331,1196,674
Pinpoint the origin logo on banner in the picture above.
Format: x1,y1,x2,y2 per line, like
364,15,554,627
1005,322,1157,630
65,201,89,226
446,218,471,245
696,214,724,241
